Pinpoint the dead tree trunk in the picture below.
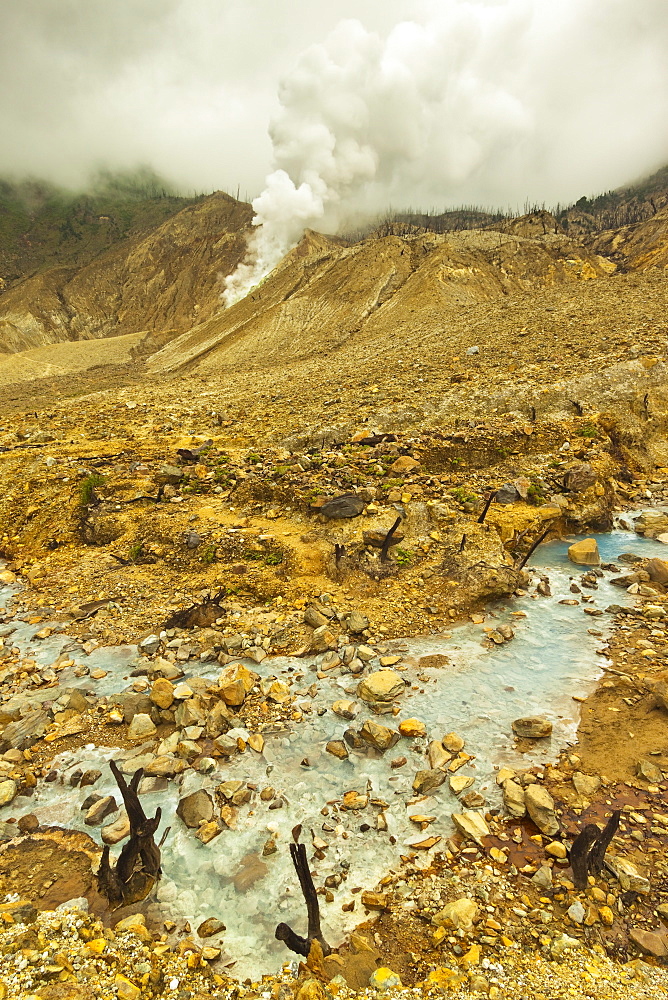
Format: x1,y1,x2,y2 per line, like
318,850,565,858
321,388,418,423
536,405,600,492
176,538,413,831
275,842,331,957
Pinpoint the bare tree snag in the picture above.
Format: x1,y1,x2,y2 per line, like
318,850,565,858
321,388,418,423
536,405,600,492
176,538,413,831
275,841,331,958
477,490,497,524
515,523,555,571
97,761,169,909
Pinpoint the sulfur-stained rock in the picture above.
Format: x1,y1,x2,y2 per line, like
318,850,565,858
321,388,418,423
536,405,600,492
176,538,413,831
442,731,465,752
127,713,157,743
452,811,490,845
359,719,400,752
629,927,668,958
449,774,474,794
326,740,349,760
512,716,553,739
413,769,446,794
0,779,18,807
525,784,559,836
150,678,175,709
502,778,526,818
644,558,668,584
357,670,404,704
572,771,601,798
398,718,426,737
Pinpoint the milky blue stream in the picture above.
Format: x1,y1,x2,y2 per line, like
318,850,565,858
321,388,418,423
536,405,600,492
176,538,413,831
0,519,666,976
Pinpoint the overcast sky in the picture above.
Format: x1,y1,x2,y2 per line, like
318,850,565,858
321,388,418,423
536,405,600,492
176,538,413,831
2,0,667,211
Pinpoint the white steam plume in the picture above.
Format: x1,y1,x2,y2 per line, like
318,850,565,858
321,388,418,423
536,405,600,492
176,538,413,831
224,0,668,306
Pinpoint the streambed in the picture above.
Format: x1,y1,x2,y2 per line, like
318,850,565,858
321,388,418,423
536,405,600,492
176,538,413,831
0,520,666,977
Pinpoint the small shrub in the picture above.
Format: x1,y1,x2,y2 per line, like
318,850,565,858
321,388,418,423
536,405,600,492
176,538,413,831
128,542,144,562
78,473,106,506
576,423,598,439
395,547,413,566
450,487,478,505
201,543,217,564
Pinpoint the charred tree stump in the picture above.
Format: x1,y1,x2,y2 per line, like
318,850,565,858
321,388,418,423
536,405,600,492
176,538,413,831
569,810,621,890
569,824,601,891
97,761,169,909
275,842,331,958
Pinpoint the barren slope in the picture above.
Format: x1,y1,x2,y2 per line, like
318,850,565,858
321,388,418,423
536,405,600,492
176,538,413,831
0,192,252,353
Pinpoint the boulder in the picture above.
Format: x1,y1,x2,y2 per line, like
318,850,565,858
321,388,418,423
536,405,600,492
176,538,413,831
567,539,600,566
512,716,553,739
326,740,349,760
637,759,662,783
177,789,214,829
0,710,50,751
84,795,118,826
432,898,478,930
0,779,18,806
452,811,490,845
102,810,131,845
442,732,465,752
495,483,520,504
645,558,668,584
634,511,668,538
525,784,559,836
347,611,369,634
563,463,597,493
629,927,668,958
390,456,420,474
398,718,426,738
357,670,404,704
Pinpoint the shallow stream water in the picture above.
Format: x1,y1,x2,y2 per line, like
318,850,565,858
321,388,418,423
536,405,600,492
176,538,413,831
0,520,666,977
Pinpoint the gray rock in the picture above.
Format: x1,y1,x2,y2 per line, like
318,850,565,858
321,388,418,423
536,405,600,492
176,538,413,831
347,611,369,634
320,493,365,519
563,463,597,493
495,483,520,504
